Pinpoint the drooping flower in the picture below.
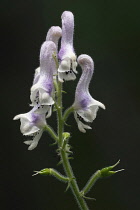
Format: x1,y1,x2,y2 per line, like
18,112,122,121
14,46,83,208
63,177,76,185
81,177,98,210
30,41,57,112
73,54,105,133
13,107,47,150
58,11,77,82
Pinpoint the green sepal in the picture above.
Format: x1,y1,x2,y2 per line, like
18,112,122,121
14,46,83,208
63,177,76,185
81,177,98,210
100,160,124,178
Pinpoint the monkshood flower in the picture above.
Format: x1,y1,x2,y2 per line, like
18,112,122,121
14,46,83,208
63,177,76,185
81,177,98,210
13,106,46,150
31,28,62,117
58,11,77,82
73,54,105,133
32,67,52,117
34,26,62,82
30,41,57,115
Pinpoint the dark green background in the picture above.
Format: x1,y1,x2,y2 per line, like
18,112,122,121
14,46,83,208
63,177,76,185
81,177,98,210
1,0,140,209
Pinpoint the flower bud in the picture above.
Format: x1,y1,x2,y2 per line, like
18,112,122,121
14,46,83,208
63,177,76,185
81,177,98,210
100,160,124,178
33,168,69,183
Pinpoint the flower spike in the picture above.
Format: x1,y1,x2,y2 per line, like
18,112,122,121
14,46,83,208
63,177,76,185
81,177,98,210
73,54,105,133
13,106,46,150
30,41,57,109
58,11,77,82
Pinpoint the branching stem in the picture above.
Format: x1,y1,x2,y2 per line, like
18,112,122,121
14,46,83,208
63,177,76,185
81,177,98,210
56,80,89,210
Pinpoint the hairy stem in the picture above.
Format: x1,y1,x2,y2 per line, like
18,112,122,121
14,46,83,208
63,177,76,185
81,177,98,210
81,170,101,196
44,125,58,142
63,106,74,123
56,81,89,210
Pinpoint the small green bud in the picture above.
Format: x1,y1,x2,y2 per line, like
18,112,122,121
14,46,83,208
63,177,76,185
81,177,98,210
33,168,52,176
62,132,70,140
100,160,124,178
33,168,69,183
61,133,72,155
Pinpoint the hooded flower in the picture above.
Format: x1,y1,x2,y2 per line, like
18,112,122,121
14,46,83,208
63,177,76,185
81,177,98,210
58,11,77,82
31,28,62,116
30,41,57,112
33,26,62,83
13,106,46,150
73,54,105,133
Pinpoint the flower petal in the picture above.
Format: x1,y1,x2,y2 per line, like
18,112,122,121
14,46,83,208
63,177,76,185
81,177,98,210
14,107,46,136
74,112,92,133
24,130,43,150
58,71,76,82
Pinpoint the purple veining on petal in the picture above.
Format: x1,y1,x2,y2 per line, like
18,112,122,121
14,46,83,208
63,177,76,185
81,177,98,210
31,113,40,124
80,98,89,109
39,77,53,95
46,82,53,95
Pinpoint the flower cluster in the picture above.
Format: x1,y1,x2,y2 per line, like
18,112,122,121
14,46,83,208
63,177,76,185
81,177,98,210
14,11,105,150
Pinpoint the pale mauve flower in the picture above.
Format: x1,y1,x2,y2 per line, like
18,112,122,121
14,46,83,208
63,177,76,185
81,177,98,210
73,54,105,133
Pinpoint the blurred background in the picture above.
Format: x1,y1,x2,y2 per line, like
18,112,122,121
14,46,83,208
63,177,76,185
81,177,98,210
1,0,140,209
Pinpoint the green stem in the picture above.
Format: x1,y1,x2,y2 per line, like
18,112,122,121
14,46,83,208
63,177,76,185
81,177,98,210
44,125,58,142
81,170,101,196
57,82,63,145
60,150,89,210
56,81,89,210
63,106,74,123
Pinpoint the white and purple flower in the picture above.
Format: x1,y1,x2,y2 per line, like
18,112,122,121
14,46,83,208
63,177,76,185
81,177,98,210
13,107,46,150
30,41,57,113
34,26,62,82
73,54,105,133
58,11,77,82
